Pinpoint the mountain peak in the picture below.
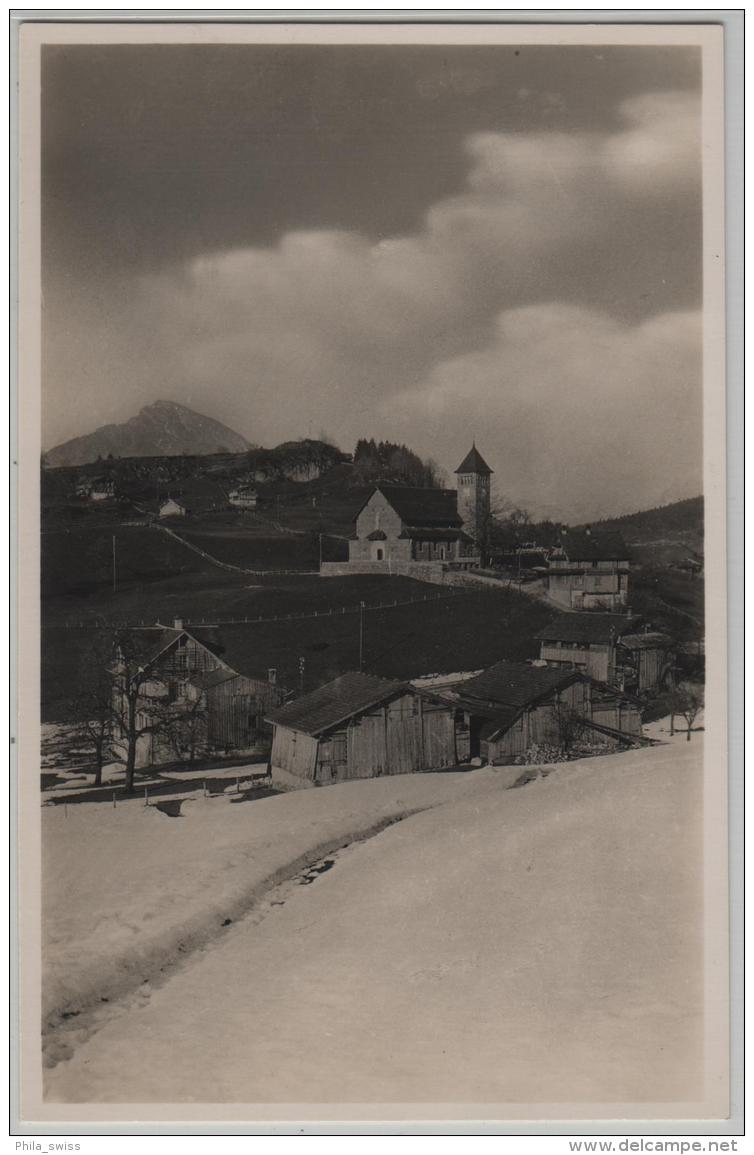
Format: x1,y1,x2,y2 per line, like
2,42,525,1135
46,402,252,468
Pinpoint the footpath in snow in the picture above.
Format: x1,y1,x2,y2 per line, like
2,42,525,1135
42,764,519,1026
43,740,703,1108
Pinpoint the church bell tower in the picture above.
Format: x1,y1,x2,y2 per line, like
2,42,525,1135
455,443,493,550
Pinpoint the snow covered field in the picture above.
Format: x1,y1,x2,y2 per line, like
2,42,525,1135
43,739,703,1107
42,765,517,1024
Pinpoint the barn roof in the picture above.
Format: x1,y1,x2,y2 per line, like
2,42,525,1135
554,529,631,562
458,660,582,711
357,485,462,529
455,660,584,742
454,445,493,475
266,671,409,736
535,613,636,644
619,631,672,651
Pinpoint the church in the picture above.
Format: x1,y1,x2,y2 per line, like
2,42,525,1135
346,445,493,570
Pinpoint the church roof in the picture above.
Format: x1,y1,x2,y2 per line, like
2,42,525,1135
454,444,493,475
357,485,462,529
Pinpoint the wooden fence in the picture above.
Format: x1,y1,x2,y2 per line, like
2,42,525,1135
51,588,470,630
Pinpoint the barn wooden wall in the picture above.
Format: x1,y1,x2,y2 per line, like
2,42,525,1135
273,693,458,784
484,682,588,761
206,675,284,750
271,727,319,780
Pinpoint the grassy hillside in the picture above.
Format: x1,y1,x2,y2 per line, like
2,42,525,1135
42,581,554,721
586,497,704,642
588,496,703,564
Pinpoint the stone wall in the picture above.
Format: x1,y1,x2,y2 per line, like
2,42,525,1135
320,559,481,586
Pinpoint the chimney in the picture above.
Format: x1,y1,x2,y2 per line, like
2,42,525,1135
268,668,277,686
173,617,184,631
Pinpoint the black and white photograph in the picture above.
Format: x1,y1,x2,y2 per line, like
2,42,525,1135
14,17,732,1131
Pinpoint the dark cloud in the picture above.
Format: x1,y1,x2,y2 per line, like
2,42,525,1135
42,43,703,519
43,43,700,271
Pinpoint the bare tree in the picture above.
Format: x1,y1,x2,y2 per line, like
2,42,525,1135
551,696,588,754
71,687,113,787
108,636,157,793
159,691,208,765
108,631,216,788
68,635,118,786
669,682,704,742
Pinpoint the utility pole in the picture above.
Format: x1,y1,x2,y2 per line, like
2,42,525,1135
112,534,117,592
299,656,305,693
358,601,365,671
318,532,323,570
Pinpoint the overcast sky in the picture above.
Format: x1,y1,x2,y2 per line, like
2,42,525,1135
42,42,703,519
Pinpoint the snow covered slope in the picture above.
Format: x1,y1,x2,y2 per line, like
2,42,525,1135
42,767,516,1024
44,742,703,1108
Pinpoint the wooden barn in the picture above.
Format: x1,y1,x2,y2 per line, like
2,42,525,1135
537,614,674,693
617,631,676,693
267,671,458,786
536,612,633,682
447,660,644,765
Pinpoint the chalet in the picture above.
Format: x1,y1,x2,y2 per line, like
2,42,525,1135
445,660,643,765
110,621,287,768
544,528,631,611
266,671,458,786
227,484,257,510
536,614,674,693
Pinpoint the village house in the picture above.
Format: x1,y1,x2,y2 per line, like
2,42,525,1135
227,483,258,510
445,660,644,765
155,478,227,520
76,476,115,501
110,620,287,768
536,613,675,693
544,527,631,611
158,496,188,518
267,671,459,786
332,444,492,577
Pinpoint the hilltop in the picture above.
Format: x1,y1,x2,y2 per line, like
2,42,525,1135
586,497,704,641
45,401,252,467
586,496,703,564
